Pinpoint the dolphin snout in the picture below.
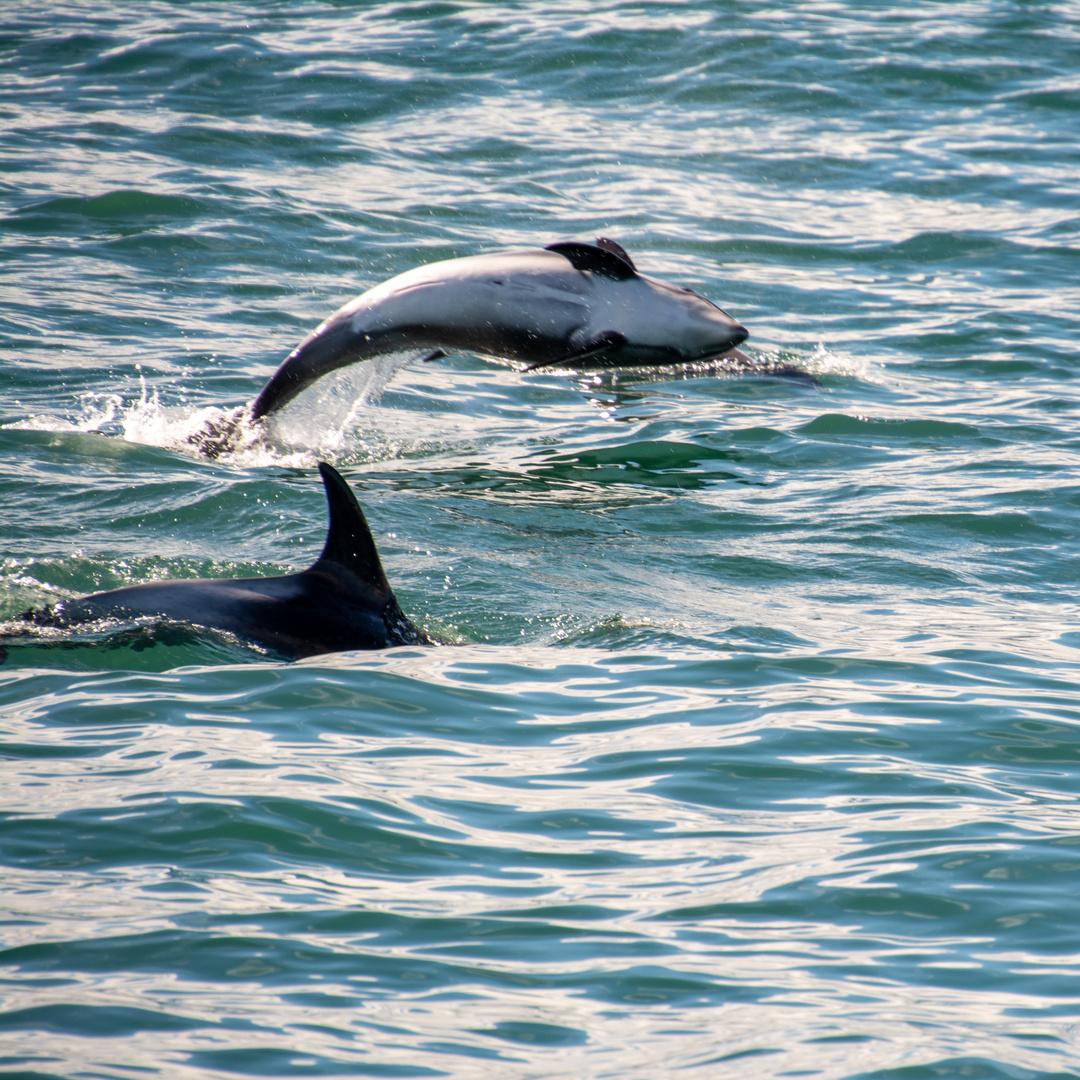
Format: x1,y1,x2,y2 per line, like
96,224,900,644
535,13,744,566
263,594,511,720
709,321,748,356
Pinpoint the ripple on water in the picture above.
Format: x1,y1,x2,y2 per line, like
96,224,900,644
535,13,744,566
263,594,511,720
4,1,1080,1077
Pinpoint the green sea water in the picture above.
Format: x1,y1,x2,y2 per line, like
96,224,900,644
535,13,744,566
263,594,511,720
3,2,1080,1077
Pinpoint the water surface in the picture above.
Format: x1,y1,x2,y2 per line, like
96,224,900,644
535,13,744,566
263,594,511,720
3,3,1080,1077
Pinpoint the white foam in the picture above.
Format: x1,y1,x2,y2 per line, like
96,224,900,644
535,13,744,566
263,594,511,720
6,389,126,435
4,354,429,469
796,341,875,382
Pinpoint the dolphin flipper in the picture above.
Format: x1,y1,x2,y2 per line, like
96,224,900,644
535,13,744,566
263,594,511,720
523,330,629,371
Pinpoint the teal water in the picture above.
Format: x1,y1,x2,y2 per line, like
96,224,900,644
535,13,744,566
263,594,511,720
3,2,1080,1077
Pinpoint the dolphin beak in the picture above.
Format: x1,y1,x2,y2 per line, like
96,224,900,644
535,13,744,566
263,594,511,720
706,322,748,360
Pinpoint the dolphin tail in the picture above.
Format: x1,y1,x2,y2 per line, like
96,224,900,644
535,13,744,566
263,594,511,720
250,317,372,421
250,319,447,422
312,463,430,645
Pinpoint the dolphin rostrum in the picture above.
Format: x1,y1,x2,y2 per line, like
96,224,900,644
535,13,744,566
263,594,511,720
15,464,429,659
247,238,750,422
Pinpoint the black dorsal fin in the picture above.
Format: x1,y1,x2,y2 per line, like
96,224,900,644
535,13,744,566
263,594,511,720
594,236,636,271
545,240,637,280
313,462,392,598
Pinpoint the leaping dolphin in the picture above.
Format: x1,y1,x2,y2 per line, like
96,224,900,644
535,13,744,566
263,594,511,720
247,238,749,422
14,464,429,660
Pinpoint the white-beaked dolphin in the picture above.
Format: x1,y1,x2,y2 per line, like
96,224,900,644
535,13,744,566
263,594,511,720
249,238,750,421
13,464,429,660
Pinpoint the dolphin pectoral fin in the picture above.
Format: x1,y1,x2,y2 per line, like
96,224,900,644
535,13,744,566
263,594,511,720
421,350,446,363
545,242,637,280
769,365,823,387
523,330,629,372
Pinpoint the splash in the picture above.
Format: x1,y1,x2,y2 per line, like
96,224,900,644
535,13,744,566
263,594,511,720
790,341,874,382
6,389,126,435
4,353,428,469
182,350,427,464
109,374,312,467
261,350,422,456
612,343,874,385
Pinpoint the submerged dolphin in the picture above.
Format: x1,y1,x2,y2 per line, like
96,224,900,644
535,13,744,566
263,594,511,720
16,464,429,659
248,238,750,422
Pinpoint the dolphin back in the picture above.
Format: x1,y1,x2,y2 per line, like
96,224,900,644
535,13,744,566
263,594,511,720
14,463,429,659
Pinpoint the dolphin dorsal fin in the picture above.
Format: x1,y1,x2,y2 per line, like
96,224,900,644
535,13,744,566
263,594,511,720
313,462,392,597
594,237,636,271
545,240,637,280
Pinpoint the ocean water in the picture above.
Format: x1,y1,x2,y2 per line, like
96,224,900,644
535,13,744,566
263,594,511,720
3,2,1080,1077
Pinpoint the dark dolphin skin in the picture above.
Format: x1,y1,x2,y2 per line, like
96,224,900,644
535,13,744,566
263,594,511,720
16,464,429,659
248,239,750,422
